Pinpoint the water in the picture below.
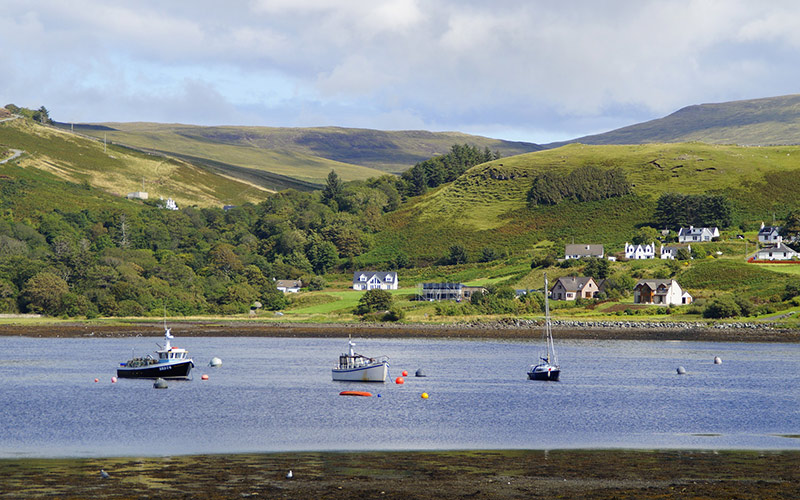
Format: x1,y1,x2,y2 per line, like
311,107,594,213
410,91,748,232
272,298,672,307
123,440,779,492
0,336,798,458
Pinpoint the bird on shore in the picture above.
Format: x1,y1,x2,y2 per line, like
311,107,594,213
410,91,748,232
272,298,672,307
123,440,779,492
286,470,293,479
100,469,110,479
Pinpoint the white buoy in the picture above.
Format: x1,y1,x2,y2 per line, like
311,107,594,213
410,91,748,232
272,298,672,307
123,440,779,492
209,357,222,367
153,378,168,389
286,470,293,479
714,356,722,364
100,469,110,479
415,368,426,377
677,366,686,375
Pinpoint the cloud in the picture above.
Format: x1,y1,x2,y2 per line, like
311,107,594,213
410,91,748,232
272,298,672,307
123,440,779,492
2,0,800,142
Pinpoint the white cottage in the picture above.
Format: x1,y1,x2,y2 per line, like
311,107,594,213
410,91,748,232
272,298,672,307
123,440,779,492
758,223,782,244
678,226,719,243
660,244,691,260
754,243,800,261
564,244,604,260
625,242,656,260
352,271,398,290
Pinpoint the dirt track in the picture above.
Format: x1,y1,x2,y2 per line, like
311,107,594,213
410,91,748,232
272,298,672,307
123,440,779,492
1,320,797,342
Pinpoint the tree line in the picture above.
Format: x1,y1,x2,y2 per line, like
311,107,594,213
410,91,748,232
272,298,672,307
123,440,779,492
526,165,631,206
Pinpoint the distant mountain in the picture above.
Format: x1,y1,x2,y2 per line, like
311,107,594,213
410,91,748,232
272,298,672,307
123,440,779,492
71,122,542,187
545,94,800,148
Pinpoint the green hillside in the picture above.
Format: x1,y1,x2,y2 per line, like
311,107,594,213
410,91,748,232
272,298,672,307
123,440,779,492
548,94,800,147
0,119,270,213
365,142,800,264
71,122,541,182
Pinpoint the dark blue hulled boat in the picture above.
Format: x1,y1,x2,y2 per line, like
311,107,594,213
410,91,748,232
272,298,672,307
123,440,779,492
117,325,194,379
528,273,560,381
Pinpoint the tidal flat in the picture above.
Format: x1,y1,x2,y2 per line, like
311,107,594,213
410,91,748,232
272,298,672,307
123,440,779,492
1,450,799,499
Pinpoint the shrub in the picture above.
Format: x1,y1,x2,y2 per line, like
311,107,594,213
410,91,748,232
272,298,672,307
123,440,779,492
703,295,741,319
355,288,393,315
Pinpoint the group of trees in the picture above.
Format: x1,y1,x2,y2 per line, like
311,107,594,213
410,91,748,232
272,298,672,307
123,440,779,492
526,166,631,206
654,193,732,230
401,144,500,196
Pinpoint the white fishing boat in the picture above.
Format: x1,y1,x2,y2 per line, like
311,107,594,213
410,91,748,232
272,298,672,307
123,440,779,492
332,337,389,382
528,273,560,381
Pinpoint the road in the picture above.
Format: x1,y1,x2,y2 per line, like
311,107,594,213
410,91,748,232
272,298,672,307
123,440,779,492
0,148,23,164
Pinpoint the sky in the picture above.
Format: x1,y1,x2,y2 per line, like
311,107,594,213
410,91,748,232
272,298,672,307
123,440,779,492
2,0,800,144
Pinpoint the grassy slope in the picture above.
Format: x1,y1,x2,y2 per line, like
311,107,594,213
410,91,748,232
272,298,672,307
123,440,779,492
75,123,541,180
0,119,269,210
550,94,800,147
367,142,800,265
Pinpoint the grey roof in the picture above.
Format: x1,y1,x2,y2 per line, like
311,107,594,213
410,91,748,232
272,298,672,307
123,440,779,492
757,243,798,254
276,279,302,288
678,226,717,237
564,244,604,256
758,225,781,235
634,278,677,289
552,276,595,292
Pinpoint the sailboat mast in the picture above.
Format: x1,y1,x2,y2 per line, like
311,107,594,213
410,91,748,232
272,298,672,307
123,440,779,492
543,272,557,364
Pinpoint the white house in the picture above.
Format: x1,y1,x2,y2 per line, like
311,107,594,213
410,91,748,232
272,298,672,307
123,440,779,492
625,242,656,260
678,226,719,243
754,243,800,261
758,223,782,244
564,244,604,260
660,244,691,260
276,279,302,293
126,191,148,200
352,271,398,290
633,279,692,306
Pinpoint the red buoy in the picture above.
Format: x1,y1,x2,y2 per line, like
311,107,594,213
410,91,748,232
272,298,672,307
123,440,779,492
94,378,99,383
395,377,405,384
402,370,408,377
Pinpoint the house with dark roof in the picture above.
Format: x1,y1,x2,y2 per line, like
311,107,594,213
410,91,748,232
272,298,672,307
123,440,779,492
564,244,604,260
754,243,800,261
550,276,600,301
352,271,398,290
633,279,692,306
758,223,782,244
660,244,691,260
678,226,719,243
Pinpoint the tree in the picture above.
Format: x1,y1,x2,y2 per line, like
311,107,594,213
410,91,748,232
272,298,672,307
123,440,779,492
22,271,69,315
355,288,393,315
321,170,343,208
632,226,660,245
447,244,468,265
582,257,610,279
308,240,338,274
479,246,500,263
703,295,741,318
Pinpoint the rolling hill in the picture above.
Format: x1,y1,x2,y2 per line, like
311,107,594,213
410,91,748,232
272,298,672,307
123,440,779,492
0,118,272,214
68,122,542,186
366,142,800,265
546,94,800,147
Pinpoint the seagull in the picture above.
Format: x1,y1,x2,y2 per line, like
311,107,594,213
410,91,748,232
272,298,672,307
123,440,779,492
286,470,293,479
100,469,110,479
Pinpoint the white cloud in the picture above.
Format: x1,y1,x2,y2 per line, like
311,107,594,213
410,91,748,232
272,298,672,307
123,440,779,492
2,0,800,143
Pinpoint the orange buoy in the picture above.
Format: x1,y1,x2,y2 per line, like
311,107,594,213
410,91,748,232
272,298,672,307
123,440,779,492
339,391,372,397
395,377,405,385
94,378,99,383
201,374,209,380
402,370,408,377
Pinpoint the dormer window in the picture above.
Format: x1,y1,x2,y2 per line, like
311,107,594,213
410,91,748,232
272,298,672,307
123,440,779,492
359,275,367,281
385,275,393,282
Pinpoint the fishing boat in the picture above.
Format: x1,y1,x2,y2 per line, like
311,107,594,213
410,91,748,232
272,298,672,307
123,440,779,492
117,324,194,379
528,273,560,381
332,337,388,382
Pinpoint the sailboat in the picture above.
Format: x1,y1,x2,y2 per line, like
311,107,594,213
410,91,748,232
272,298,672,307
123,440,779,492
528,273,560,381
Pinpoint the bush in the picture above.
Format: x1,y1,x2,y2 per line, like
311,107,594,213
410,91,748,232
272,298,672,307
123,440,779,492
382,307,405,322
703,295,741,318
308,275,326,291
355,288,393,315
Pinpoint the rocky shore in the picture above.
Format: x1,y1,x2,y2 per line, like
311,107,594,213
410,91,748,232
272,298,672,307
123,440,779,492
0,319,797,342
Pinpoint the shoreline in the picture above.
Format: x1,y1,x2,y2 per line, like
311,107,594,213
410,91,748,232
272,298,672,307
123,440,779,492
2,449,798,499
0,320,797,342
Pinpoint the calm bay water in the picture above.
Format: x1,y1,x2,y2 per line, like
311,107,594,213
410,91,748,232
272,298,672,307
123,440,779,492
0,335,798,458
